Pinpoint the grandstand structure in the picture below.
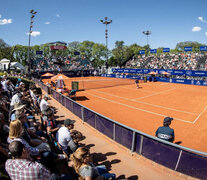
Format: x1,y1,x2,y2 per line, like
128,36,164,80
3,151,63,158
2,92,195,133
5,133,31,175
32,41,93,75
125,52,207,71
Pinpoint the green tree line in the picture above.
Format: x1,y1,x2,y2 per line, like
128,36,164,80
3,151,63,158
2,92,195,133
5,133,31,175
0,38,206,68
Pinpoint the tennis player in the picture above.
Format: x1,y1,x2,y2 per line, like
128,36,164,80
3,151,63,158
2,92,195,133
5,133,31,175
135,79,139,89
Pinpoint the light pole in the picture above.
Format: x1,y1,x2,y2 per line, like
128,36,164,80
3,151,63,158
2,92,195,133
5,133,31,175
100,17,112,65
27,9,37,75
143,30,151,55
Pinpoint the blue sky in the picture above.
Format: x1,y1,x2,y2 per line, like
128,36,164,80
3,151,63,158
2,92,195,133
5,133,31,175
0,0,207,50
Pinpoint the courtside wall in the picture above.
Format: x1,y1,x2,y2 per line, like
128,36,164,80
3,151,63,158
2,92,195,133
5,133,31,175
34,78,207,179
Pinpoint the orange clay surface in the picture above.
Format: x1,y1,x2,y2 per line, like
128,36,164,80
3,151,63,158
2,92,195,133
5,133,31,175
44,76,207,153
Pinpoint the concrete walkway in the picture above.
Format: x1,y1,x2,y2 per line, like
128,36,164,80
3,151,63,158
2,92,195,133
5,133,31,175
47,94,197,180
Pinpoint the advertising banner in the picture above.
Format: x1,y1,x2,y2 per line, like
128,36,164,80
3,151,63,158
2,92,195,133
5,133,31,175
163,48,170,53
112,68,207,77
150,49,157,53
184,47,192,52
200,46,207,51
139,50,145,54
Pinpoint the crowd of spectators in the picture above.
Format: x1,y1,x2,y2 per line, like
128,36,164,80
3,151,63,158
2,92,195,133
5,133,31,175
33,56,93,72
0,74,115,179
125,53,207,70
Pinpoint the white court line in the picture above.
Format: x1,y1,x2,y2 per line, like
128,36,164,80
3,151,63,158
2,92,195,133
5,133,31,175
193,106,207,124
84,91,193,123
91,89,197,115
134,88,176,100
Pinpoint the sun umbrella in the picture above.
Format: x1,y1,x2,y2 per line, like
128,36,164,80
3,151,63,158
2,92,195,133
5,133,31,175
148,71,158,75
51,74,69,80
161,72,171,75
41,73,54,77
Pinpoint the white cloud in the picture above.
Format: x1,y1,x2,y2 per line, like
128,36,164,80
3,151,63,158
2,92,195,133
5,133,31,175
26,31,40,37
205,32,207,36
45,22,50,25
56,14,60,18
192,26,202,32
0,14,1,18
0,18,12,25
198,16,206,23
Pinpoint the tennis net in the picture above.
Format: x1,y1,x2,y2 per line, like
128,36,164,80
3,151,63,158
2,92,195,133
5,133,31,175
72,78,138,90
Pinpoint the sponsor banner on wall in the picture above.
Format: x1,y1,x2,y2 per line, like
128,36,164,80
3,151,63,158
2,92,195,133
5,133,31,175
184,47,192,52
150,49,157,53
200,46,207,51
111,68,207,77
139,50,145,54
50,45,67,50
163,48,170,53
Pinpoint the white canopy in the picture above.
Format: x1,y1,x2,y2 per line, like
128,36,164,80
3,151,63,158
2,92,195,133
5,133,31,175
0,59,25,70
0,58,10,63
10,62,25,70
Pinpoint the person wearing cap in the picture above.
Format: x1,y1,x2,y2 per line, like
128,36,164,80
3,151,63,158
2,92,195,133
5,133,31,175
155,117,175,142
56,119,77,154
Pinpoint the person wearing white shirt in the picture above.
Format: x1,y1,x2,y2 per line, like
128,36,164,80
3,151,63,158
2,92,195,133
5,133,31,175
40,95,49,113
56,119,77,154
10,92,22,107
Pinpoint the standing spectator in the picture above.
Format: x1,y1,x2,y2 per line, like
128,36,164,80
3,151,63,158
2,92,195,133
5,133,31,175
5,141,50,180
56,119,77,154
155,117,175,142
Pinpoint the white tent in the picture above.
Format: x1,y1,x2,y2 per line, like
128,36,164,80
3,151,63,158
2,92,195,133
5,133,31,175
0,58,11,70
10,62,25,70
0,58,25,70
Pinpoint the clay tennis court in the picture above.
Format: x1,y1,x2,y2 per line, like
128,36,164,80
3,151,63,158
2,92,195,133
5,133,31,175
44,76,207,152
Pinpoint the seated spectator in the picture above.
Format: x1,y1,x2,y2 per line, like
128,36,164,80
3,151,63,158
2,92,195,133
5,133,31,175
5,141,51,180
56,119,78,155
40,94,50,114
10,86,22,110
155,117,175,142
44,108,61,138
7,120,67,171
69,147,116,180
15,109,48,145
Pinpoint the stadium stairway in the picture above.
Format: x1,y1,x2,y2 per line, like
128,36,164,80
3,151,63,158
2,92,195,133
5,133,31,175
43,90,198,180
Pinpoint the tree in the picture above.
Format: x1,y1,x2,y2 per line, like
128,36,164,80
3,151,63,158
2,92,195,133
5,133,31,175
112,41,125,67
91,43,106,68
68,41,80,57
176,41,206,52
79,41,95,60
40,44,50,57
0,39,12,60
112,41,136,67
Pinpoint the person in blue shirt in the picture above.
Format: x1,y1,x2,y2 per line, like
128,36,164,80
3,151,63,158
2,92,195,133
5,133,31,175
155,117,175,142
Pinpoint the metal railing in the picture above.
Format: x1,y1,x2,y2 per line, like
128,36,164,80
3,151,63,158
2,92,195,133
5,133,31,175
34,79,207,179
